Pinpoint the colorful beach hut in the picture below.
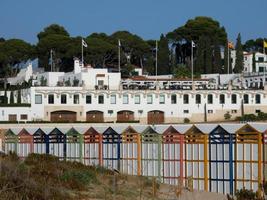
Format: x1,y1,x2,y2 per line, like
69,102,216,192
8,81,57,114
47,127,66,160
32,128,49,154
120,126,141,176
184,125,209,191
66,127,84,163
4,128,18,154
102,127,121,171
141,126,162,180
83,127,102,166
17,128,33,158
162,125,184,185
209,124,237,195
235,124,262,191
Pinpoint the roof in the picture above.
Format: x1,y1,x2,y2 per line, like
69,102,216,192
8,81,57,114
249,123,267,132
125,76,209,82
142,126,158,134
219,123,243,133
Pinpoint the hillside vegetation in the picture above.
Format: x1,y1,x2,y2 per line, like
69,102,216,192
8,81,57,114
0,153,171,200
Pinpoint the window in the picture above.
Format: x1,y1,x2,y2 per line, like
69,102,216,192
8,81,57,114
196,94,201,104
98,95,104,104
73,94,79,104
147,95,153,104
258,57,264,62
134,95,140,104
61,94,67,104
208,110,213,114
231,94,237,104
207,94,213,104
123,94,129,104
98,80,104,86
183,110,189,114
244,94,249,104
219,94,225,104
108,110,113,114
35,95,42,104
159,94,165,104
110,95,116,104
231,110,237,114
183,94,189,104
171,94,177,104
20,114,28,120
48,94,54,104
255,94,261,104
86,95,91,104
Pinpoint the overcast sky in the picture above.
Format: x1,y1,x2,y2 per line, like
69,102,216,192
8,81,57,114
1,0,266,44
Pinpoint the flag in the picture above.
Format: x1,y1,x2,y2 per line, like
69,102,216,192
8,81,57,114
118,39,121,47
192,40,196,48
228,41,234,49
82,39,88,48
264,40,267,48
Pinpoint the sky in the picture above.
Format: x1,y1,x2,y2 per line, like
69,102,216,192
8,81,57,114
0,0,266,44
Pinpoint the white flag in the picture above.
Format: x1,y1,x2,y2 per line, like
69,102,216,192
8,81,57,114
82,39,88,48
192,40,196,48
118,39,121,47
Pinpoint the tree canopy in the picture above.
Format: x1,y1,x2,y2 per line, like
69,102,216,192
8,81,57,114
0,17,266,78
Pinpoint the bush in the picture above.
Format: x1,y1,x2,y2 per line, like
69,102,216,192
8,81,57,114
235,187,257,200
184,118,190,123
236,114,257,122
224,111,232,120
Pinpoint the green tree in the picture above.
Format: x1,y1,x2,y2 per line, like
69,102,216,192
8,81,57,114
167,16,227,72
17,90,21,104
157,34,170,75
252,53,256,72
213,38,222,73
234,33,244,73
223,40,229,74
0,39,35,78
10,91,14,104
37,24,69,40
173,64,191,78
110,31,150,69
84,34,117,68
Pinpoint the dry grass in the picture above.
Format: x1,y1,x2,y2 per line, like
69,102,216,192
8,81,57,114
0,153,162,200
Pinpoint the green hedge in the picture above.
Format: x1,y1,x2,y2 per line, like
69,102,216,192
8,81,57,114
0,103,31,107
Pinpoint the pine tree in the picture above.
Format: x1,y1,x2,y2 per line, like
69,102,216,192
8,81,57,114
213,38,222,73
223,41,229,74
234,33,244,73
195,36,205,74
252,53,256,72
4,90,7,104
205,37,212,74
10,91,14,104
158,34,170,75
17,90,21,104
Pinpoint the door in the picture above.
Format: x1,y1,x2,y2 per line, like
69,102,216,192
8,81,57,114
86,111,104,122
147,110,164,124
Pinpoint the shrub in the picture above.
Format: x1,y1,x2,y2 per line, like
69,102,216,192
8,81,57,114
224,111,232,120
184,118,190,123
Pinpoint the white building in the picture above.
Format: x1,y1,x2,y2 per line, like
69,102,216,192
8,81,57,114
1,58,267,124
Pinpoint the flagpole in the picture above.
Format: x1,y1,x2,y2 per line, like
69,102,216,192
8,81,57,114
156,40,158,79
191,41,194,89
81,39,84,65
118,39,121,72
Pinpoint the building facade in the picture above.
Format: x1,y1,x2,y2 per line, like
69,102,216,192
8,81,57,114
1,58,267,124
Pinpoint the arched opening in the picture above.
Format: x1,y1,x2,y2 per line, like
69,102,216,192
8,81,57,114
147,110,164,124
86,110,104,122
51,110,77,122
117,110,134,122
